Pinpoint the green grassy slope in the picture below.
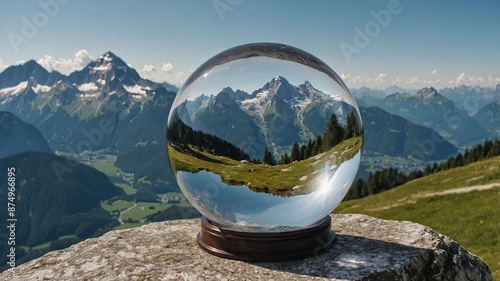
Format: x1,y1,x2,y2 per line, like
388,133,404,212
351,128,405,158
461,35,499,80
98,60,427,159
168,136,362,195
335,156,500,279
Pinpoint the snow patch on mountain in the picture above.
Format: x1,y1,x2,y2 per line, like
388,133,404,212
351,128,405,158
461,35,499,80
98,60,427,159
91,65,112,72
78,82,98,92
241,90,269,112
0,81,28,96
31,84,52,93
124,84,150,95
82,93,98,98
99,53,114,62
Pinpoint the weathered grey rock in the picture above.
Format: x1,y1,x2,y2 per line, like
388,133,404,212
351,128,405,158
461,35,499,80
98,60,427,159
1,214,492,281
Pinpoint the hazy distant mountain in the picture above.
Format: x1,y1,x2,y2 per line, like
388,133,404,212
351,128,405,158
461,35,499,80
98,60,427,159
380,87,492,146
351,86,419,108
384,85,415,95
473,100,500,137
361,106,457,160
352,85,500,117
351,87,386,108
439,84,500,114
0,111,52,158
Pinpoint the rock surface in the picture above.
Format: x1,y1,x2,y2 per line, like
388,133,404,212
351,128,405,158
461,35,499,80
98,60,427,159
1,214,492,281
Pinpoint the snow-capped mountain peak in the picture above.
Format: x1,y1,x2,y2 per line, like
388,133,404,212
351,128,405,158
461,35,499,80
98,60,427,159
92,51,126,71
264,75,291,90
69,51,141,86
99,51,116,62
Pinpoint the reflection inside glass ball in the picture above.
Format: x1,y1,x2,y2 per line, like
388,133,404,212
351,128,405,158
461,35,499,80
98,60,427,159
166,43,363,232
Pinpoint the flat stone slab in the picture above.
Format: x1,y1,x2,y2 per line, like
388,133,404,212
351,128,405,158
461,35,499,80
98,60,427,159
1,214,492,280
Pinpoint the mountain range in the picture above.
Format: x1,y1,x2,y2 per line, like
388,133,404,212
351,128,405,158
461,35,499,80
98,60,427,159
439,84,500,114
1,52,498,185
0,52,177,189
352,84,500,115
353,87,499,143
175,76,353,159
381,87,492,146
175,77,465,166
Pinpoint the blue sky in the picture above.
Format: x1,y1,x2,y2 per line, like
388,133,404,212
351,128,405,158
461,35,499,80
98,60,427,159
0,0,499,88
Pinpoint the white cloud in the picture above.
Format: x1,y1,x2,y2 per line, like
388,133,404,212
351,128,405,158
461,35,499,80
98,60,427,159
136,62,181,85
340,73,446,88
314,71,500,89
405,76,441,86
73,50,93,68
366,73,389,84
161,63,173,72
340,73,365,86
38,49,93,74
175,71,185,80
487,75,500,84
448,73,499,86
340,73,389,87
142,64,156,72
406,76,419,84
343,73,389,86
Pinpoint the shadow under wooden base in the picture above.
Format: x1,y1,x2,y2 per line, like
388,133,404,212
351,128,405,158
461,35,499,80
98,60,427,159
197,216,335,261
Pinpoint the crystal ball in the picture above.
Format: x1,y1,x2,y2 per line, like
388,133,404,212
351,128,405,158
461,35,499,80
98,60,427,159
166,43,363,232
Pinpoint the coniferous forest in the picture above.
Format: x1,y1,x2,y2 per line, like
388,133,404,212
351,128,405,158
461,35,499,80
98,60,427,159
260,112,360,165
345,139,500,200
167,117,250,161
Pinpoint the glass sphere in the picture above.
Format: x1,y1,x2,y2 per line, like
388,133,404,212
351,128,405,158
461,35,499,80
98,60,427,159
166,43,363,232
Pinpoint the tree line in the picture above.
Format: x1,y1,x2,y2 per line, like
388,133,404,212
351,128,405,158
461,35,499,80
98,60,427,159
167,117,249,160
261,112,360,165
345,139,500,200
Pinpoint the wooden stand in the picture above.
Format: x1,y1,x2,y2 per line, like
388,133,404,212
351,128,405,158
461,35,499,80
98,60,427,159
197,215,335,261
